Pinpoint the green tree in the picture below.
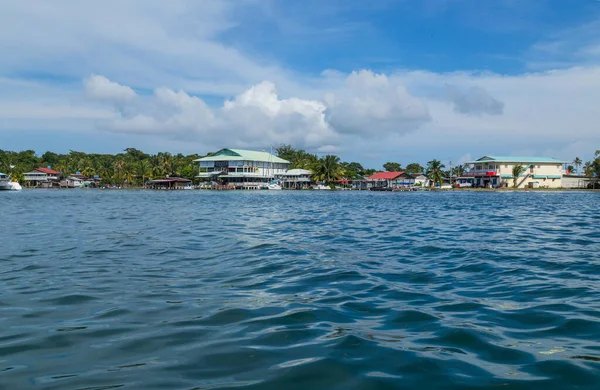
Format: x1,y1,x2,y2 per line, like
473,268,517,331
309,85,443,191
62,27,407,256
426,159,445,187
573,157,582,174
405,163,424,174
136,160,151,186
383,162,402,172
313,155,343,184
451,164,466,178
512,164,525,188
340,162,365,179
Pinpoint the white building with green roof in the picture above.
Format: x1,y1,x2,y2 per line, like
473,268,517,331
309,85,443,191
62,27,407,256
462,156,567,188
195,148,290,187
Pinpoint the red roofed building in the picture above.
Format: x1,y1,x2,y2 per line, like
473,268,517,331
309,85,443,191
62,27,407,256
364,171,424,189
24,167,62,188
367,171,405,189
368,171,405,181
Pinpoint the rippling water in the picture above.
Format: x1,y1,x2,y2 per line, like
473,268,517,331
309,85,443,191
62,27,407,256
1,190,599,389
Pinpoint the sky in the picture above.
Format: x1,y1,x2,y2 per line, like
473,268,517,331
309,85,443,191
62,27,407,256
1,0,600,168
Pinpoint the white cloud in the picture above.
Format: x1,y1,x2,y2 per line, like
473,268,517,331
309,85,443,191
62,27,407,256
99,78,337,150
444,85,504,115
84,75,136,102
323,70,430,136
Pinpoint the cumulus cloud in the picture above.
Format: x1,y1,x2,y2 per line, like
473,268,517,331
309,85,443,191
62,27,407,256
323,70,430,135
88,73,431,150
95,78,337,149
84,75,136,102
444,85,504,115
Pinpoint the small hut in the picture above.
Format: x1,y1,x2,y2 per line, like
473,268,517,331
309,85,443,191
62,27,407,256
146,177,192,190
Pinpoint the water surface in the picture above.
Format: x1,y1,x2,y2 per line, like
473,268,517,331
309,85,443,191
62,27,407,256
1,190,599,389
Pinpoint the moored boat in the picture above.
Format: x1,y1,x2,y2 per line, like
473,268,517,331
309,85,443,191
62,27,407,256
0,173,22,191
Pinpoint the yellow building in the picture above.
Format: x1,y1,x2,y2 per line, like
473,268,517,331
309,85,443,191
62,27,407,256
463,156,566,188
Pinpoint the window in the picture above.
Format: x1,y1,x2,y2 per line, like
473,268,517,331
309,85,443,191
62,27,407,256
505,165,508,168
537,165,541,168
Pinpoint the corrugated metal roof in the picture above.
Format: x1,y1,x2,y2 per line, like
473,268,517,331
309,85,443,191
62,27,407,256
147,177,191,183
31,167,61,174
282,169,312,175
468,156,566,164
368,171,405,180
194,148,290,164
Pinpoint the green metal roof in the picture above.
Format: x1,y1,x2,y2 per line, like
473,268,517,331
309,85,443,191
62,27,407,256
194,148,290,164
469,156,566,164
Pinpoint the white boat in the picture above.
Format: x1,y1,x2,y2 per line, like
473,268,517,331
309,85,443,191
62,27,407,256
313,184,331,190
0,173,22,191
267,180,282,190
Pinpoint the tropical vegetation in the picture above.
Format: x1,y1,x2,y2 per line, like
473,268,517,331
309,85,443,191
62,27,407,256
0,148,202,186
2,145,599,188
426,159,445,187
512,164,525,188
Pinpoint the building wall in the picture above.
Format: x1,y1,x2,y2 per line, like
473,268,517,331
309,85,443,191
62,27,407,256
562,175,591,188
472,162,564,188
199,160,290,178
24,172,49,181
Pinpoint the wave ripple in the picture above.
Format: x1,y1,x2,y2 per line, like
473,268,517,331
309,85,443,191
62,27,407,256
1,190,599,389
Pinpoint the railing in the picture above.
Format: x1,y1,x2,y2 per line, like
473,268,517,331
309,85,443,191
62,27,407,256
462,170,499,177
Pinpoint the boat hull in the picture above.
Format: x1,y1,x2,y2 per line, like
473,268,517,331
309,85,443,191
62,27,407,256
0,181,22,191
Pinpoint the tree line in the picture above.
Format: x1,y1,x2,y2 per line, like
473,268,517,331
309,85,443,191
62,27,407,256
2,146,598,187
275,145,461,186
0,148,203,186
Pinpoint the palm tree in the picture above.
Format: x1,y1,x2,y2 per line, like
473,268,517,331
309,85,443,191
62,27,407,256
313,155,343,184
426,159,445,187
136,160,151,186
123,164,135,187
573,157,582,174
512,164,525,188
451,164,466,178
583,161,594,178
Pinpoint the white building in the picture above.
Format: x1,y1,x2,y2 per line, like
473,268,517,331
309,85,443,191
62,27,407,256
23,167,61,188
463,156,566,188
275,169,313,189
195,148,290,188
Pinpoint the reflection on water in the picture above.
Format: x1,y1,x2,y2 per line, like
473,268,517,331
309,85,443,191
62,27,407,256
1,190,599,389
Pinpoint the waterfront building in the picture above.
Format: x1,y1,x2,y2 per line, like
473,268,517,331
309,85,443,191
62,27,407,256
59,176,85,188
463,156,566,188
195,148,290,189
365,171,418,189
146,177,192,189
23,167,61,188
275,169,312,189
562,174,597,189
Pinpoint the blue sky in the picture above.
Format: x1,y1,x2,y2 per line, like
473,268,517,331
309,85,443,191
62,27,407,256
1,0,600,168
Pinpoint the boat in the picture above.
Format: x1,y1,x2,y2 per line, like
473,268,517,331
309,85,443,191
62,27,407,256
267,179,282,190
313,184,331,190
0,172,22,191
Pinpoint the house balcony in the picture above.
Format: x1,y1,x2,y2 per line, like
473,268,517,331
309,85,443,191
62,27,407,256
461,170,499,177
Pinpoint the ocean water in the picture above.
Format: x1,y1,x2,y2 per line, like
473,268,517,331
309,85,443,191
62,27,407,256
1,190,599,389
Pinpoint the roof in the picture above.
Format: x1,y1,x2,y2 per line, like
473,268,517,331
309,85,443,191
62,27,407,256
147,177,192,183
30,167,61,174
468,156,566,164
194,148,290,164
282,169,312,176
368,171,405,180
